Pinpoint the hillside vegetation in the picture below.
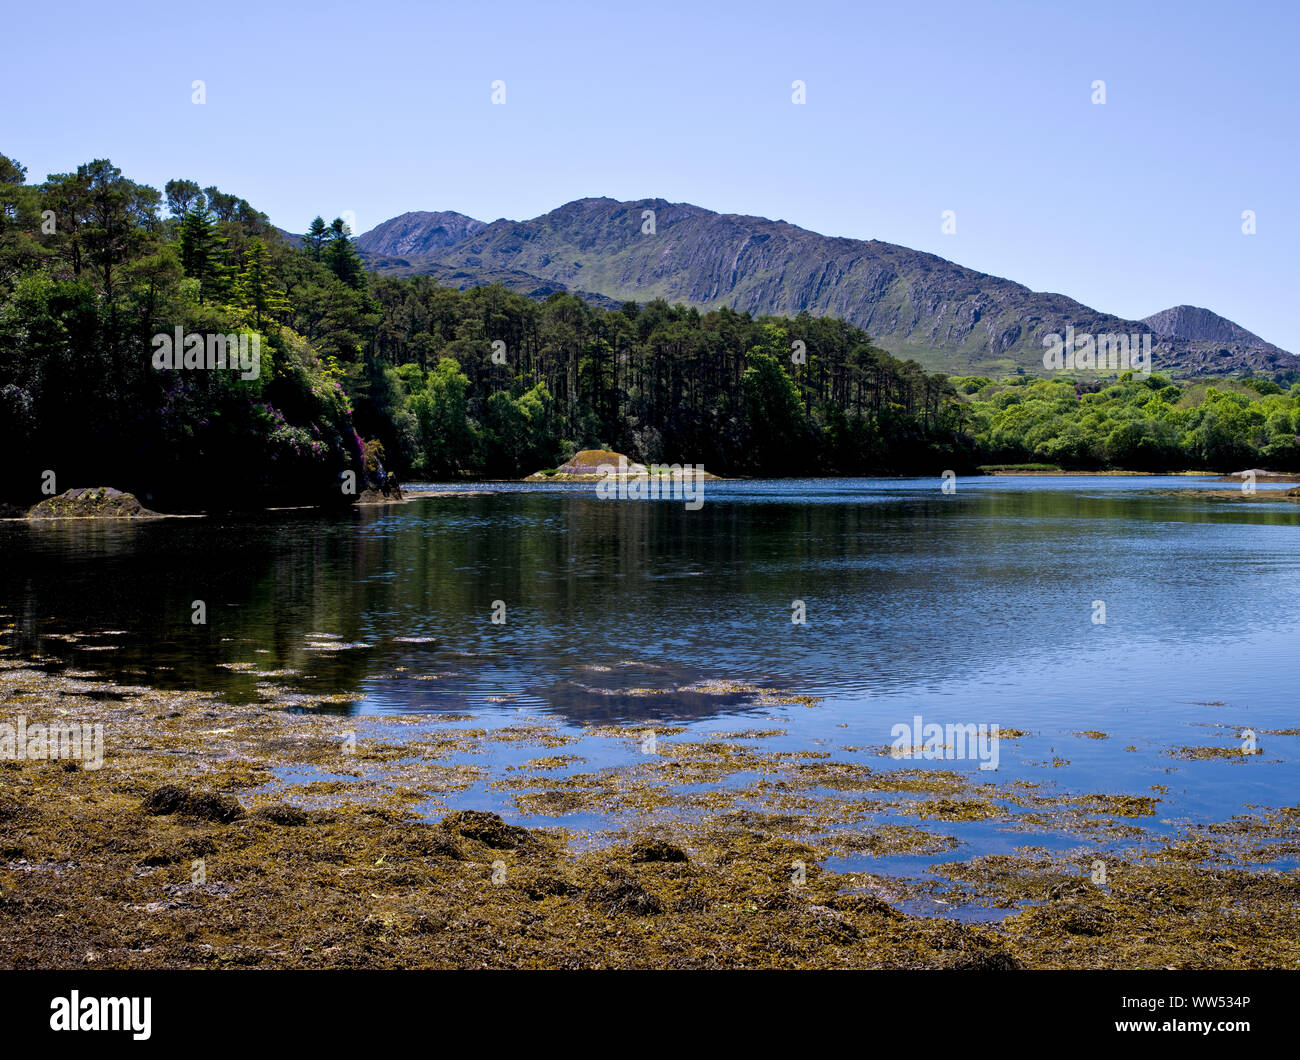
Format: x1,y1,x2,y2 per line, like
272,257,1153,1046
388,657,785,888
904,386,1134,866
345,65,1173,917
3,155,1297,510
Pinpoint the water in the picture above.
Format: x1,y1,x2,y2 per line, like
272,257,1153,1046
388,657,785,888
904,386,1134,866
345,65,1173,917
3,475,1298,875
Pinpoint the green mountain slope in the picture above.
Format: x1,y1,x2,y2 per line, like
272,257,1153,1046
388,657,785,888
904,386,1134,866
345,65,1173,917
358,197,1295,378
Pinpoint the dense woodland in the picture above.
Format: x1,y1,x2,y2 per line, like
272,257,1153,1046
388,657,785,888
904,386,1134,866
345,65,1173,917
957,374,1300,471
1,155,1297,511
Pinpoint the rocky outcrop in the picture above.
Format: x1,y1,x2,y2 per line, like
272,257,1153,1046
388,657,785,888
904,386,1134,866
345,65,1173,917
532,449,647,481
525,449,721,482
1141,305,1268,346
356,474,405,506
25,487,161,519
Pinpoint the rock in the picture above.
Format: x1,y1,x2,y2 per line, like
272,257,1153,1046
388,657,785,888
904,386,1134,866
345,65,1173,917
525,873,579,899
588,872,663,916
556,449,641,475
1054,901,1113,937
379,822,465,860
141,784,245,824
356,473,405,506
1142,305,1266,345
26,487,161,520
254,803,309,826
948,949,1023,970
800,903,862,943
439,810,534,850
0,797,32,824
525,449,721,482
823,891,902,919
525,449,641,481
630,839,689,863
140,785,190,815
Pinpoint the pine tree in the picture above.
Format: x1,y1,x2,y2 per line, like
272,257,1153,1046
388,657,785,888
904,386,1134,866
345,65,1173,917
324,217,366,290
177,204,233,303
0,154,45,286
164,179,204,221
233,237,289,327
303,216,328,261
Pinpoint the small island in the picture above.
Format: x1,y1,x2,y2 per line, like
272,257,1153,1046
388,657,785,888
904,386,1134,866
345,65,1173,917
525,449,722,483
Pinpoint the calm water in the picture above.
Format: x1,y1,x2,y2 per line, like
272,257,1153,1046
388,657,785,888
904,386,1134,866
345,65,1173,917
3,475,1299,876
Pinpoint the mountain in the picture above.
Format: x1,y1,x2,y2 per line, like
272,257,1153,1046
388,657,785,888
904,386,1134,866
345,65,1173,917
1141,305,1269,346
353,198,1295,378
358,252,625,311
356,210,485,256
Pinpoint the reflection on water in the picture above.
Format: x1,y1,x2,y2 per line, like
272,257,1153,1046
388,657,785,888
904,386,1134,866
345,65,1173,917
3,475,1299,856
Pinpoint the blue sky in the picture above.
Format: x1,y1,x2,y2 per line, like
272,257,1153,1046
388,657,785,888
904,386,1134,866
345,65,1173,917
6,0,1297,346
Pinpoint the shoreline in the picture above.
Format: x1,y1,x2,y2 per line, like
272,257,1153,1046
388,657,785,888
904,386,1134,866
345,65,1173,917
0,489,496,522
7,471,1299,520
2,659,1296,969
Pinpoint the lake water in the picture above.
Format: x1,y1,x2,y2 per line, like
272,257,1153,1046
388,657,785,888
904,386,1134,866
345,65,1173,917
3,475,1298,880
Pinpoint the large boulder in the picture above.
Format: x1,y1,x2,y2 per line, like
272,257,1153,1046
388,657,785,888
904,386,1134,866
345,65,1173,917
26,487,161,519
356,473,405,506
525,449,720,482
527,449,645,481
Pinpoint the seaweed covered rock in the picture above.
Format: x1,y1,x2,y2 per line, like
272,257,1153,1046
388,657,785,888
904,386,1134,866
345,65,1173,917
948,948,1023,970
254,803,310,826
588,871,664,916
439,809,535,850
381,822,466,860
1053,901,1114,937
356,472,405,506
26,486,161,520
141,784,245,824
797,903,862,943
630,839,689,864
0,795,34,824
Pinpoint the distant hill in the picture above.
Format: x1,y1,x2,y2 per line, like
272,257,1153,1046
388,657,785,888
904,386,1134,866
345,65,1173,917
348,198,1295,378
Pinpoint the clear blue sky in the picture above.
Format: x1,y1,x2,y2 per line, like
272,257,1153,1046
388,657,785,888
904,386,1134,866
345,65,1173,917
6,0,1297,347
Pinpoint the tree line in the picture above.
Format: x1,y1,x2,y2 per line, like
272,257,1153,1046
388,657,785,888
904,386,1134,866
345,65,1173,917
0,154,978,508
3,154,1293,511
958,374,1300,471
